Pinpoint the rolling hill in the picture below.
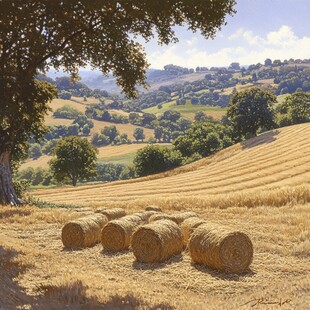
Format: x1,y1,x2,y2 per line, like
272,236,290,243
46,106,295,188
34,122,310,206
2,122,309,309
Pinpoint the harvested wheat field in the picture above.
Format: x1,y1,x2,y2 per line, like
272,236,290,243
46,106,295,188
1,123,310,309
35,123,310,205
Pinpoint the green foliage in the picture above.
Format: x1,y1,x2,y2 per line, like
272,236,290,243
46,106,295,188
58,90,72,100
174,122,233,158
94,163,125,182
53,105,83,119
17,167,54,187
277,92,310,126
227,88,277,138
28,143,42,159
119,164,137,180
49,136,98,186
101,126,119,143
134,145,183,177
133,128,145,142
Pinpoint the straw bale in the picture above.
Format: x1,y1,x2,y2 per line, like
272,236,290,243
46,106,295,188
180,217,206,245
145,205,162,212
148,213,171,223
149,211,198,225
132,219,183,263
101,213,147,251
170,211,198,224
62,214,108,248
95,208,126,220
189,223,254,273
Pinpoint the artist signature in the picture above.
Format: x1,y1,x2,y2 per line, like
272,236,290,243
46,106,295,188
241,298,292,307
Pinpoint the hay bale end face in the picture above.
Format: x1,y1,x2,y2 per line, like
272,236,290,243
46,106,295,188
62,214,108,249
132,219,183,263
95,208,126,220
145,205,162,212
180,217,206,245
101,214,147,251
189,223,254,273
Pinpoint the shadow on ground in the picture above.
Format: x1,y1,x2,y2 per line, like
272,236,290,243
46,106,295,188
132,254,183,271
0,246,175,309
191,262,256,282
241,130,279,149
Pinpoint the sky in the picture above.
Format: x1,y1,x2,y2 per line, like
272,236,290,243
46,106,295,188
142,0,310,69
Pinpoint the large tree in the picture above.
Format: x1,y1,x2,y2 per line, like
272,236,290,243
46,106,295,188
49,136,98,186
0,0,236,205
227,88,277,138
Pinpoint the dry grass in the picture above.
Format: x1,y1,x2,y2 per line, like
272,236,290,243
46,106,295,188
1,123,310,309
34,123,310,206
0,201,309,309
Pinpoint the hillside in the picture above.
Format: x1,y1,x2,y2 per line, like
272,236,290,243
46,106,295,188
2,123,309,309
34,123,310,205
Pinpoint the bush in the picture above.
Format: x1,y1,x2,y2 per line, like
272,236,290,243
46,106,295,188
134,145,183,176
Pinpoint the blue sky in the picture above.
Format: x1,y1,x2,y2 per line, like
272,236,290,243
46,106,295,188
143,0,310,68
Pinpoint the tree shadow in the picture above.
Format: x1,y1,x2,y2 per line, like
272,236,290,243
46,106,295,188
132,254,183,271
36,281,175,309
241,130,279,149
0,246,174,309
0,246,34,309
191,262,256,281
0,208,32,220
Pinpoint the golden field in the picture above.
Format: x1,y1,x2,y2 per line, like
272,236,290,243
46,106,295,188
1,123,310,309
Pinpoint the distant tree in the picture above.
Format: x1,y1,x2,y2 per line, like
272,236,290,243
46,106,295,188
133,128,145,142
264,58,272,66
273,59,282,66
174,122,231,157
277,92,310,125
49,136,98,186
101,126,119,143
134,145,183,176
91,133,110,147
229,62,240,70
160,110,181,122
58,91,72,100
154,126,164,142
227,88,277,138
28,144,42,159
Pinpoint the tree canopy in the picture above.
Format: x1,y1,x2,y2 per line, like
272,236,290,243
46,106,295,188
277,92,310,126
227,88,277,138
49,136,98,186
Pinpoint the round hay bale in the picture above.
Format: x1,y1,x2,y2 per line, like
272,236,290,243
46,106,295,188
132,219,183,263
62,214,108,248
180,217,206,245
148,213,171,223
170,212,198,224
189,223,254,273
145,205,162,212
95,208,126,220
101,214,146,251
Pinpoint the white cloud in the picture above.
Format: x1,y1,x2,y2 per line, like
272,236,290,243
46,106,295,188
147,25,310,68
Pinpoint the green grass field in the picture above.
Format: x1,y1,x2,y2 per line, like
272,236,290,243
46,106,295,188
143,100,226,120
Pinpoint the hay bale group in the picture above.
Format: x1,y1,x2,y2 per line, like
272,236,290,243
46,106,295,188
61,206,253,274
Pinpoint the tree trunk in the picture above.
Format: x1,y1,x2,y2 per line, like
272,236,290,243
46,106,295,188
0,151,23,206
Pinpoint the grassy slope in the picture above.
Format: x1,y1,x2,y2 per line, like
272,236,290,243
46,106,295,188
34,123,310,205
143,100,226,121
